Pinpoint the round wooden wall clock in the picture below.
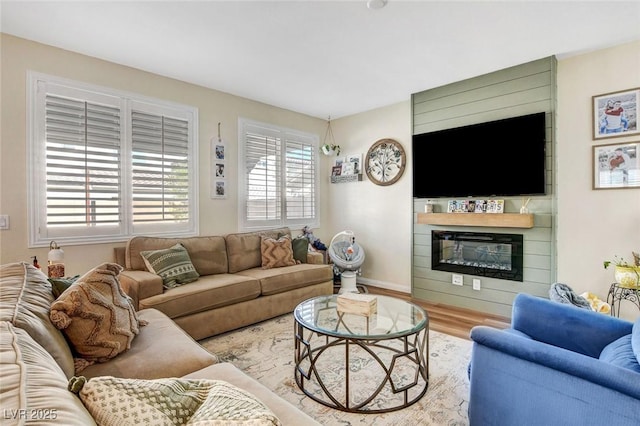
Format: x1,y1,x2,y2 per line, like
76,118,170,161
365,138,406,186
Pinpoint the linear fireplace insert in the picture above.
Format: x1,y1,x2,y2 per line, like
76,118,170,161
431,230,523,282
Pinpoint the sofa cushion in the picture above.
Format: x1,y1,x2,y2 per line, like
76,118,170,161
127,235,228,275
226,227,291,273
236,263,333,296
632,317,640,365
50,263,145,369
71,375,280,426
261,235,296,269
81,308,217,380
599,334,640,373
0,262,75,378
0,322,96,425
138,274,261,319
140,243,200,289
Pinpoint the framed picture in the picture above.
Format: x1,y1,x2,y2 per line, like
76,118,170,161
592,88,640,140
211,129,226,199
593,141,640,189
346,154,362,175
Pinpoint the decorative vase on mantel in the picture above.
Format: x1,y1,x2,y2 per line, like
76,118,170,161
614,266,640,288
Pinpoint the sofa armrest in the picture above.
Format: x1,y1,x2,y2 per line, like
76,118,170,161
470,326,640,400
511,293,632,357
118,270,164,309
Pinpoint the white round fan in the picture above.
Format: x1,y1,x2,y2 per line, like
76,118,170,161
328,230,365,293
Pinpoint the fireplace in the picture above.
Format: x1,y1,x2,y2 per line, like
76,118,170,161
431,231,523,282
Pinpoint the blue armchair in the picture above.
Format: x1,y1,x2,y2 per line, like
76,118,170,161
469,293,640,426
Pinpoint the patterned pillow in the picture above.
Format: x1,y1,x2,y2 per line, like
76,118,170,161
49,263,146,371
261,235,296,269
140,243,200,289
69,376,281,426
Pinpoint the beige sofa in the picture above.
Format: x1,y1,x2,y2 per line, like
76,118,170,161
116,227,334,340
0,262,320,425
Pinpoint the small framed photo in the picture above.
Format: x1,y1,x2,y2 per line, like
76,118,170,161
331,166,342,177
592,88,640,140
346,154,362,175
211,180,226,198
593,141,640,189
215,144,225,160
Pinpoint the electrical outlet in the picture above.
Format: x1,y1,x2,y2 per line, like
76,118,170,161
452,274,463,286
473,279,481,291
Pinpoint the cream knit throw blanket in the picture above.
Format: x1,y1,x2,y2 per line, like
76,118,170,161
69,376,281,426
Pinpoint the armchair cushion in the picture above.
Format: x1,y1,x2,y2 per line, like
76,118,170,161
511,293,632,358
599,334,640,373
633,318,640,364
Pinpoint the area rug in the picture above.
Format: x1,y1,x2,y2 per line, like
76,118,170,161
200,314,472,425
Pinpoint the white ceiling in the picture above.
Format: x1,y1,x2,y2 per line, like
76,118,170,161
2,1,639,119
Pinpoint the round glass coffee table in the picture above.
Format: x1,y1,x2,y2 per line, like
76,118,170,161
293,294,429,413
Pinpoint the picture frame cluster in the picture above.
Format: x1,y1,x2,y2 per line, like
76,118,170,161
447,199,504,214
591,88,640,190
211,133,226,199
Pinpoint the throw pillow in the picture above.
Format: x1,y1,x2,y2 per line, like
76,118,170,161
140,243,200,289
69,376,281,426
48,274,80,299
49,263,146,371
261,235,296,269
291,236,309,264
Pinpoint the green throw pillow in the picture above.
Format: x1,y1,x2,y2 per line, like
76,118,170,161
140,243,200,290
48,275,80,299
292,236,309,263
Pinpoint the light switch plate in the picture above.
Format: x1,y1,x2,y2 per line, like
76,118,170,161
0,215,8,230
473,279,481,291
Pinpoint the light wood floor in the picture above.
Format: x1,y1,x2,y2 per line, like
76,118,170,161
366,286,511,340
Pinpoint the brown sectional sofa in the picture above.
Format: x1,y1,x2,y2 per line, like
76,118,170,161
116,227,334,339
0,262,321,425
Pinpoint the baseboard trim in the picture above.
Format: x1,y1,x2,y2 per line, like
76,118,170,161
356,276,410,294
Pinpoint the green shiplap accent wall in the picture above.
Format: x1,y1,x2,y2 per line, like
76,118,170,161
411,57,557,318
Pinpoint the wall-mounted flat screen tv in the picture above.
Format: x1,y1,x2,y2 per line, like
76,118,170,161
412,112,546,198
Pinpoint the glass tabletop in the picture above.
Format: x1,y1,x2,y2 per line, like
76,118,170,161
294,294,428,339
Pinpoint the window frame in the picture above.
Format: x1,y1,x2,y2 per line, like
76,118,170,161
237,117,320,232
27,72,199,247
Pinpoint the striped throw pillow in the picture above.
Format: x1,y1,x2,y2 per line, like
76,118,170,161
140,243,200,289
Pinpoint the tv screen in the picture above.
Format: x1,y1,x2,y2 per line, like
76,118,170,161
412,112,546,198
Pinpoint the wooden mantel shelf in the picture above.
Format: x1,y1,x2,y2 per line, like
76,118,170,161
417,213,534,228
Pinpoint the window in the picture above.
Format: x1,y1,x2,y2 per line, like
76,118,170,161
238,118,319,230
28,73,198,246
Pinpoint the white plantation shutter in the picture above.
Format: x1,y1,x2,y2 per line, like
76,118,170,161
239,119,318,230
285,134,316,222
29,73,198,246
45,94,122,229
131,111,190,229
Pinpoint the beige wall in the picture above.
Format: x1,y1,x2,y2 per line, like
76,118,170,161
556,40,640,320
2,34,639,320
0,34,330,273
331,102,413,292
